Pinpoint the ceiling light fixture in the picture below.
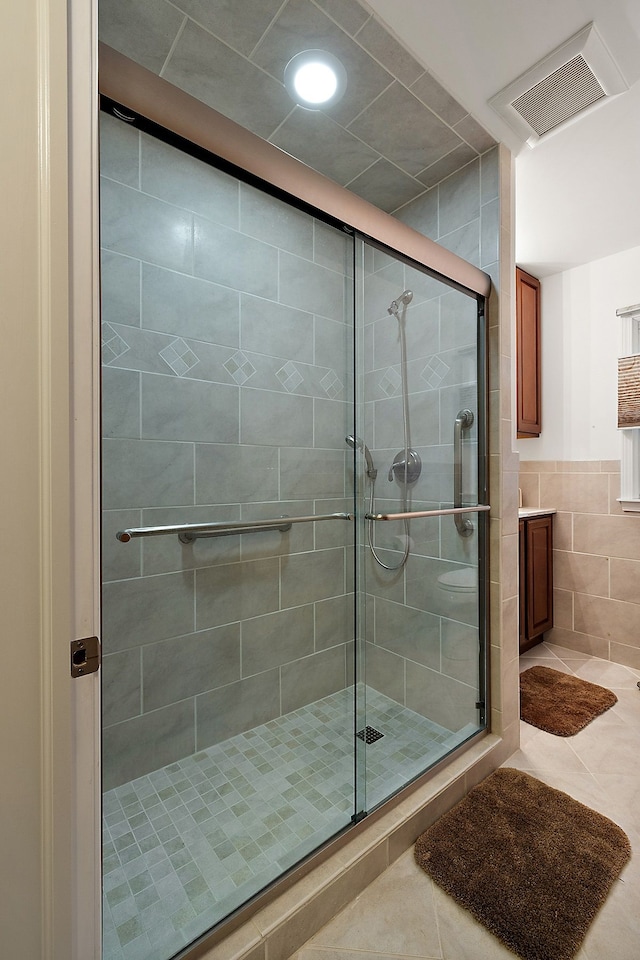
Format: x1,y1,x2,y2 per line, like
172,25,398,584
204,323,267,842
284,49,347,109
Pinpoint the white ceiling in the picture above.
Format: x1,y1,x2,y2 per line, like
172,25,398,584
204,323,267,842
367,0,640,277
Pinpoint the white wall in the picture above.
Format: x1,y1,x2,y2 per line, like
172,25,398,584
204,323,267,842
515,243,640,461
515,81,640,277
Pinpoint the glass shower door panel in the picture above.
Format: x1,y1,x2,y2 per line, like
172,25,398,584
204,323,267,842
356,240,486,814
100,111,356,960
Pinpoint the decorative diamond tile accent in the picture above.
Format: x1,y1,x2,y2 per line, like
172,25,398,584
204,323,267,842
320,369,343,400
223,350,256,385
421,356,450,388
276,360,304,393
159,337,199,377
379,366,401,397
101,322,130,365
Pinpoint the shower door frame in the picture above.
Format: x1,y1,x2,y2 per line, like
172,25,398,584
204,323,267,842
68,32,492,959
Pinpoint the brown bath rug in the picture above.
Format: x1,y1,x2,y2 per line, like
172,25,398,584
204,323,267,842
520,665,617,736
415,768,631,960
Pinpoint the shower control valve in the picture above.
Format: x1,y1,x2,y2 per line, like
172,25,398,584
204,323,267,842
388,449,422,484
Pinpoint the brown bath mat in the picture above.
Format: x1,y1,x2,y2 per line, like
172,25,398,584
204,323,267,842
520,665,617,736
415,768,631,960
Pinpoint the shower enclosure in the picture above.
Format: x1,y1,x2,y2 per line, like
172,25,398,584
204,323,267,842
100,97,488,960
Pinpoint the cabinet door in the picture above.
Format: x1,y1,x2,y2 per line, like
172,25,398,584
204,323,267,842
525,515,553,639
519,520,526,649
516,267,541,437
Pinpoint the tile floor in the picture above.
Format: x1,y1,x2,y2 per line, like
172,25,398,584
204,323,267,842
102,686,466,960
291,642,640,960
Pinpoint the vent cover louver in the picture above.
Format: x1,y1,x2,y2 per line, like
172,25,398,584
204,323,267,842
489,23,628,147
511,55,606,137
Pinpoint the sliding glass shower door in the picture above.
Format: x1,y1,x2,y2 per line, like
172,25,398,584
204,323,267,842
355,239,487,814
99,105,487,960
100,110,358,960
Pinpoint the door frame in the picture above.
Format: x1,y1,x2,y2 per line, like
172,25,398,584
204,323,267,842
3,0,101,957
68,0,102,955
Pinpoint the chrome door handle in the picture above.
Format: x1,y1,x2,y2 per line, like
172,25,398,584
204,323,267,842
366,505,489,521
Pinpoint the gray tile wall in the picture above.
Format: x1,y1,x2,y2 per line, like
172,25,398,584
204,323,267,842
360,149,499,731
100,113,355,790
98,0,497,214
100,108,500,787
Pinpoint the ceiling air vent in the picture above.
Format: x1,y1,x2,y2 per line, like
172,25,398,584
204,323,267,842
511,55,605,137
489,23,628,147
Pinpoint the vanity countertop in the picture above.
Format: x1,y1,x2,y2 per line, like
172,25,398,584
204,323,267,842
518,507,557,519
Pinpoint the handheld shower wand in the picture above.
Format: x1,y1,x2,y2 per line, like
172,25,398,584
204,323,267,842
345,435,377,480
346,431,409,571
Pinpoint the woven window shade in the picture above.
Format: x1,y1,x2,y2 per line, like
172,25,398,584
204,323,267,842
618,355,640,427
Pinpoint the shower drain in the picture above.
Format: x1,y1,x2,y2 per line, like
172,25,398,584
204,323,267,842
356,726,384,744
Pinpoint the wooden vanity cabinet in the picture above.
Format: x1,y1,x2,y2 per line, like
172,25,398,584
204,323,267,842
516,267,541,438
519,513,553,654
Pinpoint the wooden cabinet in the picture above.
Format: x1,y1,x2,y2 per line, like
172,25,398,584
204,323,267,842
519,520,527,650
519,513,553,654
516,267,541,438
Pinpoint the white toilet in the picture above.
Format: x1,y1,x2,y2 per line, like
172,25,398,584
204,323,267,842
436,565,478,626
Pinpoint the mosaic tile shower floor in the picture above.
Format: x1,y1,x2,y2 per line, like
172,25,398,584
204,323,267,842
102,686,462,960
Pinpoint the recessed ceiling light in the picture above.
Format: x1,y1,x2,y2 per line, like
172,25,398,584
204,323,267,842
284,50,347,109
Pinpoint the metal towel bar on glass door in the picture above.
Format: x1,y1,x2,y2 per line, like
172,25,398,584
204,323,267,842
365,505,490,522
116,512,354,544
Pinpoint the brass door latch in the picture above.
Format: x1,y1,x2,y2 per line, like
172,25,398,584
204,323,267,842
70,636,101,677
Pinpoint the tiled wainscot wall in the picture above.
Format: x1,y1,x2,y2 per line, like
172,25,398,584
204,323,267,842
520,459,640,669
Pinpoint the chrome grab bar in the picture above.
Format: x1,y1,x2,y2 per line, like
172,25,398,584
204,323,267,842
116,512,354,544
454,409,475,538
366,505,490,522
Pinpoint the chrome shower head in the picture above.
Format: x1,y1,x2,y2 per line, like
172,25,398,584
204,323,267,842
345,435,377,480
387,290,413,317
